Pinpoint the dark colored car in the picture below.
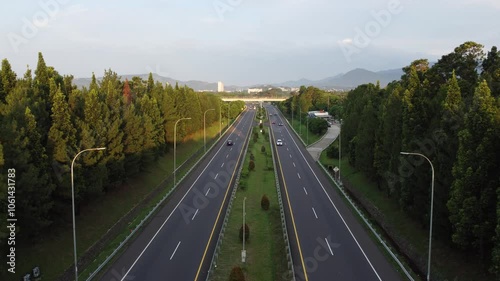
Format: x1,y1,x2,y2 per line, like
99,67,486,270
227,140,233,146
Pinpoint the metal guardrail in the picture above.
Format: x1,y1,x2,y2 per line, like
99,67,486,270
205,112,253,280
85,113,244,281
268,116,296,280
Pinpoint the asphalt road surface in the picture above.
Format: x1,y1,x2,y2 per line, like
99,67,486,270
99,108,255,281
267,105,403,281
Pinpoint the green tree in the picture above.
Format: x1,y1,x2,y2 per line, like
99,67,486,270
373,84,403,197
447,80,500,260
1,59,17,102
123,104,144,176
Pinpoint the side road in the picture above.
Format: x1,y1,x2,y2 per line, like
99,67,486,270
306,123,339,161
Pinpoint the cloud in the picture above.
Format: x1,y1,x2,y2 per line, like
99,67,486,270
340,38,353,44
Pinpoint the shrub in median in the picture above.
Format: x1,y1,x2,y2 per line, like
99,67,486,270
229,266,245,281
261,195,270,210
248,160,255,171
239,223,250,242
261,145,266,153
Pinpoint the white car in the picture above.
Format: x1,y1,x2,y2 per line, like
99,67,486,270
276,139,283,146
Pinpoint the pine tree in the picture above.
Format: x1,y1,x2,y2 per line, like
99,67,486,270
123,104,144,176
447,80,500,260
48,90,77,163
100,73,125,186
373,85,403,197
123,79,132,105
1,59,17,102
432,71,464,238
147,72,154,94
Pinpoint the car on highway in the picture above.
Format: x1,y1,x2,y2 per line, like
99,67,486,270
227,140,233,146
276,139,283,146
272,121,275,124
278,123,283,126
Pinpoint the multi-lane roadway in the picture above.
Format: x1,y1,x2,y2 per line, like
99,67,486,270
268,105,402,281
99,108,255,281
100,103,403,281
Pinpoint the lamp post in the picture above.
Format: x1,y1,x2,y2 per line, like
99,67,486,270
204,109,215,152
242,197,247,263
71,147,106,281
339,119,342,184
306,117,309,145
400,151,435,281
226,102,231,129
299,106,302,135
174,117,191,185
219,104,222,138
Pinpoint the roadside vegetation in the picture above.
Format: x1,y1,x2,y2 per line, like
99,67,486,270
0,52,245,279
210,125,288,281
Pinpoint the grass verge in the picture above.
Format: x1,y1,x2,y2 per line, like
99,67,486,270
210,126,288,281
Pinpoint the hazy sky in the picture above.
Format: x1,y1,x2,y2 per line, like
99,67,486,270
1,0,499,85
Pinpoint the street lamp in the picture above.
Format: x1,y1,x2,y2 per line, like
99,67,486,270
339,119,342,184
400,151,435,281
174,117,191,185
219,104,222,138
227,102,230,128
204,109,215,151
242,197,247,263
71,147,106,281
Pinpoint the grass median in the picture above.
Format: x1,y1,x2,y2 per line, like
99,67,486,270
210,126,288,281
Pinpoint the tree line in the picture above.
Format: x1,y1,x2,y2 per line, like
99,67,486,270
0,52,245,247
338,42,500,275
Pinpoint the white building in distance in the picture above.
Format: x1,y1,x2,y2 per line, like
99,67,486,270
217,81,224,92
247,88,263,94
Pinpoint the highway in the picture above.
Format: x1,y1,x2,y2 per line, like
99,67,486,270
268,105,403,281
99,108,255,281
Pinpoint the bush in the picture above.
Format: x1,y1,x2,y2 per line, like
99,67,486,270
261,128,266,135
309,118,329,135
326,142,339,159
229,266,245,281
261,195,270,210
248,160,255,171
259,123,263,129
261,145,266,153
239,223,250,242
250,153,255,161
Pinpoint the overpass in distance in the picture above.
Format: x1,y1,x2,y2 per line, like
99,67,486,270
221,97,287,102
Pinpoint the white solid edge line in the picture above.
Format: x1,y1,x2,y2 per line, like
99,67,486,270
119,111,251,280
170,241,181,260
282,111,383,281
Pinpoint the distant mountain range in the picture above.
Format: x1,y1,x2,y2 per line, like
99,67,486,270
73,67,404,91
273,68,404,89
